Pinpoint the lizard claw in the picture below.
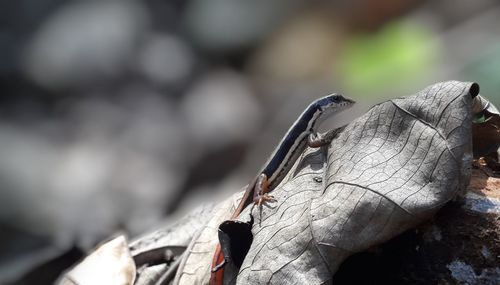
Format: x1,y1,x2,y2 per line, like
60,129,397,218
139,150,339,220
254,193,276,226
254,193,276,206
212,259,227,272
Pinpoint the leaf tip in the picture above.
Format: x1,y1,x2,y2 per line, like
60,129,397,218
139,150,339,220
469,82,480,98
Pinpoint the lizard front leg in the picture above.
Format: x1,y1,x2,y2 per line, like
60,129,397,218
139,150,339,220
252,173,275,206
252,173,276,223
307,126,346,148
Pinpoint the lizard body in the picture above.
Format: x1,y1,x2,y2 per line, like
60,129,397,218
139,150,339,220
210,94,355,284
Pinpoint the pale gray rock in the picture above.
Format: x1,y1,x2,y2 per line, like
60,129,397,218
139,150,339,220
447,260,500,285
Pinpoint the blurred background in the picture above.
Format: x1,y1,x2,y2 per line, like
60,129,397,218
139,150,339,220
1,0,499,283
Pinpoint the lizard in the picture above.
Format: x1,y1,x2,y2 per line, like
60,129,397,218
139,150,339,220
210,94,355,284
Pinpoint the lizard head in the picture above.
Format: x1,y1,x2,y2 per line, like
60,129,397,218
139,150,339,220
316,94,355,114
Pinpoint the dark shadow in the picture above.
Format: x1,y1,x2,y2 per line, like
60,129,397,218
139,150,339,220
332,202,500,284
218,217,254,268
8,246,83,285
293,147,326,175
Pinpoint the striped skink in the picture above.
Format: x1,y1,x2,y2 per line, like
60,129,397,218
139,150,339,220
210,94,355,284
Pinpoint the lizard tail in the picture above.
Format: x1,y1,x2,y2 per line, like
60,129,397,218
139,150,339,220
210,245,225,285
